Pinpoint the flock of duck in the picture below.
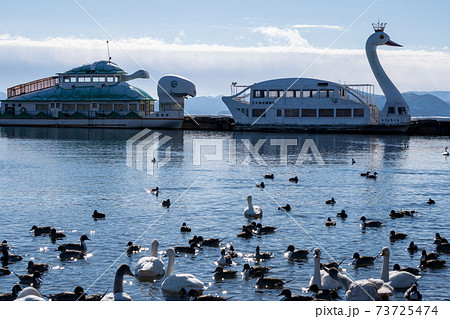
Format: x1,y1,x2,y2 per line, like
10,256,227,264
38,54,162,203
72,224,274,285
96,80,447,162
1,165,449,301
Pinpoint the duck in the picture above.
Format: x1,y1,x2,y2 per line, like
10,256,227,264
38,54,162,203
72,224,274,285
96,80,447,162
407,241,418,253
389,210,405,218
237,228,253,239
216,249,232,266
92,210,105,219
0,240,9,252
255,246,273,260
162,199,171,208
27,261,49,274
279,289,314,301
289,176,298,183
284,245,311,260
255,272,288,289
58,235,90,252
360,216,382,227
188,289,229,301
213,266,236,280
278,204,291,212
352,252,377,267
360,171,370,176
0,267,11,276
0,285,22,301
325,217,336,227
404,284,422,301
151,186,159,194
226,246,239,258
30,225,52,236
50,228,66,240
322,259,345,270
57,246,85,260
351,158,356,165
399,209,416,216
420,259,446,269
161,248,205,294
135,239,165,280
46,286,86,301
444,147,449,156
366,172,378,179
174,243,197,254
255,223,277,234
14,286,45,301
242,263,270,278
309,248,341,290
336,210,348,218
420,249,439,262
242,221,257,231
188,235,201,246
101,264,134,301
390,230,408,241
243,195,262,218
325,267,392,301
435,233,448,244
14,271,42,287
256,182,265,189
427,198,435,205
198,237,222,247
393,264,420,276
380,247,420,289
180,222,191,233
434,239,450,252
264,174,274,179
1,249,23,263
325,198,336,205
126,241,141,254
309,284,340,301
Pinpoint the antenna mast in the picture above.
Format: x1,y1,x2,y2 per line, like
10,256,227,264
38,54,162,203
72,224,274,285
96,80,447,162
106,40,112,62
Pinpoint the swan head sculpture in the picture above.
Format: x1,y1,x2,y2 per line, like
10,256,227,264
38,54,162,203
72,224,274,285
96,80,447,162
367,30,402,48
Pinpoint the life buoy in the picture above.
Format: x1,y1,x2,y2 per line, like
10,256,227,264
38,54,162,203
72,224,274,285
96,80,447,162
20,107,26,112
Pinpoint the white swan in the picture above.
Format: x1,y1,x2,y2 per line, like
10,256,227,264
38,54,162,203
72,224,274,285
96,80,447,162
101,264,134,301
243,195,262,218
161,248,205,294
325,267,392,301
380,247,420,289
309,248,341,290
444,147,449,156
15,287,45,301
135,239,165,280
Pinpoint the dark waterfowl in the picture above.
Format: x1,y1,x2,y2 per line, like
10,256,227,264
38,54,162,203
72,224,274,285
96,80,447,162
30,225,52,236
255,246,273,260
151,187,159,194
325,198,336,205
226,246,238,258
399,209,416,216
0,285,22,301
255,223,277,234
27,260,49,274
255,272,287,288
50,228,66,240
242,263,270,278
435,233,448,244
393,264,420,276
407,241,418,253
47,286,86,301
213,266,236,280
14,271,42,287
366,172,378,179
427,198,435,205
126,241,141,254
390,230,408,241
58,235,90,252
420,259,446,269
188,235,201,246
279,288,314,301
180,222,191,233
321,259,345,270
325,217,336,227
92,210,105,219
404,284,422,301
284,245,311,260
162,199,171,207
198,237,222,247
389,210,405,218
360,216,382,227
1,249,23,263
420,249,439,262
242,222,257,231
264,174,274,179
278,204,291,212
0,267,12,276
351,159,356,165
352,252,377,267
0,240,8,252
360,171,370,176
237,228,253,239
337,210,347,218
309,284,340,301
58,246,85,260
434,239,450,252
289,176,298,183
216,249,232,266
256,182,265,189
188,289,229,301
174,243,197,254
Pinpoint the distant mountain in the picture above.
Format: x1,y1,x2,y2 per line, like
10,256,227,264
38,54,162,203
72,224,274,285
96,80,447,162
183,96,230,115
375,93,450,117
407,91,450,105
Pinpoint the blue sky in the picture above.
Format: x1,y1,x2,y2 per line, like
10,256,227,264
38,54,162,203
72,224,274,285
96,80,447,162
0,0,449,97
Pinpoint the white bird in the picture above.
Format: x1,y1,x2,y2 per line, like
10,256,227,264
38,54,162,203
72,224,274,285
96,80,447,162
161,248,204,294
380,247,420,289
101,264,134,301
444,147,449,156
243,195,262,218
309,248,341,290
216,249,232,266
14,287,45,301
135,239,165,280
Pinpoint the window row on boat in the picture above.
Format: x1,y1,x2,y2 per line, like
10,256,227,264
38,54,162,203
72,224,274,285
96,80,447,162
252,89,347,99
237,108,365,118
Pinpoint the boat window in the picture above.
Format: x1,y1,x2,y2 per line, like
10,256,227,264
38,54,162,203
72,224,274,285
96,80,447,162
301,109,316,117
269,90,279,98
336,109,352,117
320,90,334,98
311,90,318,98
277,109,282,117
286,91,294,98
339,89,347,97
398,107,407,114
253,90,267,98
319,109,334,117
107,76,115,83
285,109,299,117
303,90,312,98
63,76,77,83
128,103,137,111
252,109,266,117
36,104,49,111
114,103,127,111
62,103,76,111
78,77,91,83
115,76,120,82
388,107,395,114
77,104,90,111
353,109,364,117
240,108,246,115
91,103,97,109
92,76,105,83
50,103,55,108
99,103,113,111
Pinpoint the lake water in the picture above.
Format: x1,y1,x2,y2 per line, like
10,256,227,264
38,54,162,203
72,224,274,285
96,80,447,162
0,126,449,301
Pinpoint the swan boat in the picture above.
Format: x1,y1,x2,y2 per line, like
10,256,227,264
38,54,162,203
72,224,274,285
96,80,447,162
222,22,411,133
0,60,196,128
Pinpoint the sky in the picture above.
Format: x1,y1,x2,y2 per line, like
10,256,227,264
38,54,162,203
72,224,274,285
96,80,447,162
0,0,449,99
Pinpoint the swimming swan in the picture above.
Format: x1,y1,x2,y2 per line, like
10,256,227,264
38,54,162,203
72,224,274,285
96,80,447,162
243,195,262,218
161,248,205,294
101,264,134,301
309,248,341,290
380,247,420,289
15,287,45,301
135,239,165,280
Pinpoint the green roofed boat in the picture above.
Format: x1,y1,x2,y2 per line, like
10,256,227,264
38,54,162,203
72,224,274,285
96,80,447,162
0,60,196,128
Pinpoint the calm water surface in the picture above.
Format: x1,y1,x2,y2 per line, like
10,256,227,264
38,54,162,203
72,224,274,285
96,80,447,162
0,127,449,301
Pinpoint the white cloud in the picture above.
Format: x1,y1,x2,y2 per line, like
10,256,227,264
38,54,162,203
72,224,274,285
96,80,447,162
292,24,342,30
253,26,311,48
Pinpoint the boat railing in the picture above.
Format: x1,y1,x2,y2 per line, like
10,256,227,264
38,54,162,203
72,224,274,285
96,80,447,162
230,84,251,104
7,76,59,98
342,84,375,107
